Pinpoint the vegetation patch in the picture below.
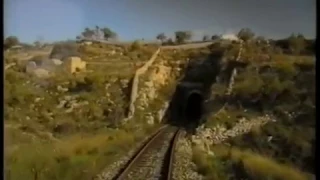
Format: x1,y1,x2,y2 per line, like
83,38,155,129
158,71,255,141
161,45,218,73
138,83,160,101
4,52,159,179
194,29,315,179
192,145,311,180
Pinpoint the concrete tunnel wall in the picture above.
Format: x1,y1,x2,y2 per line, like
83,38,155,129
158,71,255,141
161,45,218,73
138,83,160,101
165,82,211,127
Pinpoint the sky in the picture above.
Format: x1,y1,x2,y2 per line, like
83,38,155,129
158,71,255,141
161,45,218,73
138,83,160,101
4,0,316,43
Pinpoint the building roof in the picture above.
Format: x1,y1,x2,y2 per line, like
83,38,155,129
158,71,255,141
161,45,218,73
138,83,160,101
221,34,239,41
11,45,23,49
30,59,43,66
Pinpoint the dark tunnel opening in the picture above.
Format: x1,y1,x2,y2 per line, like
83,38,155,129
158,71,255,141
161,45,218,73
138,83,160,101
163,49,229,131
184,92,204,125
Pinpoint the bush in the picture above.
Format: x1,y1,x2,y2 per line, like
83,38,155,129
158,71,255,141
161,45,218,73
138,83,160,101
233,70,264,97
206,108,257,129
271,59,297,79
262,75,283,93
130,40,142,51
192,146,230,179
210,145,311,180
50,43,80,60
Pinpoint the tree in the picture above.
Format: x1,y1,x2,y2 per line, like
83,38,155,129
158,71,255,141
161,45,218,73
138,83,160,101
256,36,265,43
101,27,117,40
79,26,117,41
33,36,44,48
4,36,19,49
93,26,104,40
202,35,210,42
296,33,305,39
82,28,94,39
130,40,142,51
85,27,90,32
34,41,40,48
211,35,219,40
156,33,167,43
237,28,255,42
166,38,174,45
49,42,80,59
175,31,192,44
305,39,315,55
288,33,306,55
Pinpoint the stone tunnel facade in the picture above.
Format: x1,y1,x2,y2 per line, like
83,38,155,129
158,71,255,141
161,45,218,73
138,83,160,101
165,51,227,127
167,81,210,127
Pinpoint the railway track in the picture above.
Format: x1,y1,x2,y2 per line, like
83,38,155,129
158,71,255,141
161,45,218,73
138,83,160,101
113,125,182,180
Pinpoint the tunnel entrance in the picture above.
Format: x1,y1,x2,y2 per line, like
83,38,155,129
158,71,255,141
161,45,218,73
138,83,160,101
184,92,203,124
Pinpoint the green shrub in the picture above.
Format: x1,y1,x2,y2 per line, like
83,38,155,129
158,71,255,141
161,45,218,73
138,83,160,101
211,145,311,180
192,146,230,180
233,70,264,97
130,40,142,51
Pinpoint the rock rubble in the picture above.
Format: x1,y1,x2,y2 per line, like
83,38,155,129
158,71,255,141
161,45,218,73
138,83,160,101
173,134,203,180
189,115,276,158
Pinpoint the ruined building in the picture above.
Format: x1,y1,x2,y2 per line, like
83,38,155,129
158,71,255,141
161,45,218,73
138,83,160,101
63,56,86,73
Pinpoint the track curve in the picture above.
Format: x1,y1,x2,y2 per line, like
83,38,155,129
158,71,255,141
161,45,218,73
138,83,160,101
113,125,182,180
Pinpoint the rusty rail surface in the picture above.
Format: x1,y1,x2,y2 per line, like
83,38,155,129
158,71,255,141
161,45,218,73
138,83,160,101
113,125,181,180
167,128,183,180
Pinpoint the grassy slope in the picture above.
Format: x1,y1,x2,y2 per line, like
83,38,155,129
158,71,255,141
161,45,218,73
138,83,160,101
194,41,315,180
4,42,161,180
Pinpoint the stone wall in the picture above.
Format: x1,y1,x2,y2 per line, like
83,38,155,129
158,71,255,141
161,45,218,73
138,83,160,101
191,115,275,155
225,39,244,96
126,48,161,119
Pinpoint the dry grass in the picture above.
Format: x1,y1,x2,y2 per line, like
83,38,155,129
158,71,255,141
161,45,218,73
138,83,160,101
212,145,311,180
5,48,52,62
80,43,160,78
5,124,158,180
4,47,162,180
161,41,214,50
79,42,158,62
192,144,311,180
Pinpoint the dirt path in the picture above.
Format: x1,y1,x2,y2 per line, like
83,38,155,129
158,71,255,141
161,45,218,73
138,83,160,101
161,41,215,49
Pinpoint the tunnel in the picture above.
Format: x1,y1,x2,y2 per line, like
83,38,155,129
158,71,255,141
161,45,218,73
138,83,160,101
164,82,207,130
184,91,204,124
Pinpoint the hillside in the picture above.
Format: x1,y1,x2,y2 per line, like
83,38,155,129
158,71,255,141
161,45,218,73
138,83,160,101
4,34,315,180
4,42,162,180
4,40,215,180
189,40,315,180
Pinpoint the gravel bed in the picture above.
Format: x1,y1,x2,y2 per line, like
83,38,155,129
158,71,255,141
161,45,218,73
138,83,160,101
172,132,203,180
124,130,174,180
193,114,275,145
151,132,173,180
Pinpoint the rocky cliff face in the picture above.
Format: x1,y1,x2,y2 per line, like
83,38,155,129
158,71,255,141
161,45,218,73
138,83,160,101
135,59,183,124
133,47,212,124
